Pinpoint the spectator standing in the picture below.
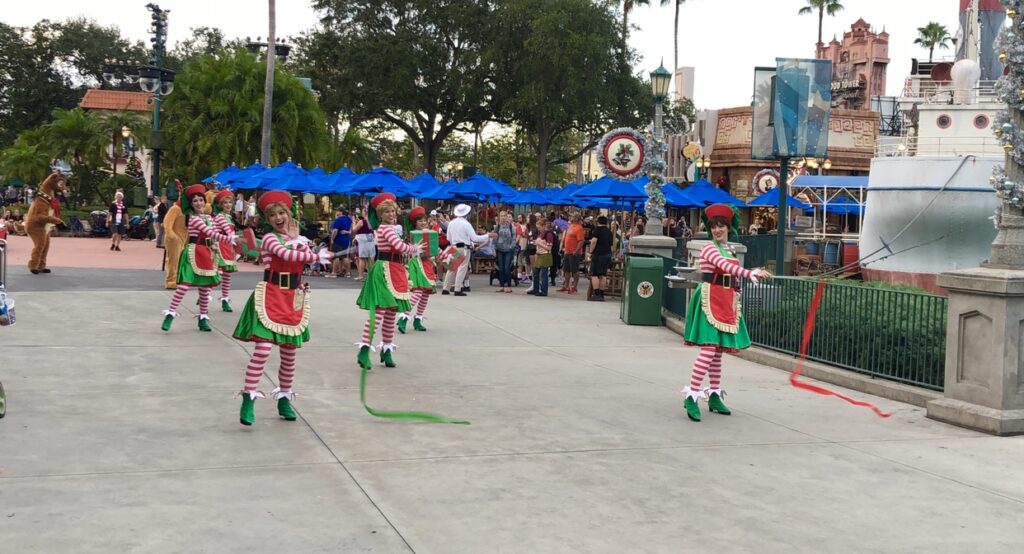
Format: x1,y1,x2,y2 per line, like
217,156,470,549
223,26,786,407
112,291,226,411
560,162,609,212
108,191,128,251
442,203,491,296
329,207,352,277
493,211,517,293
526,218,554,297
352,209,375,280
233,193,245,222
155,195,168,248
586,216,614,302
559,213,586,294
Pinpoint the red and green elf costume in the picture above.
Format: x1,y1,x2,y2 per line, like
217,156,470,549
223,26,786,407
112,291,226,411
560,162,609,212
398,206,437,334
212,189,239,312
232,191,317,426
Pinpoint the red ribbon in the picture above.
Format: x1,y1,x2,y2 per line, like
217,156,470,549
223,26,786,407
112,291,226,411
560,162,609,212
790,281,893,418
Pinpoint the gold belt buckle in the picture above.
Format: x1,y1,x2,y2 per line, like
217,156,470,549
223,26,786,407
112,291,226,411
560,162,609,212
721,274,732,288
280,273,291,289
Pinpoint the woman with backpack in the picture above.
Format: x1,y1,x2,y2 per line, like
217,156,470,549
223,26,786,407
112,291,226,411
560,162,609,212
493,211,517,293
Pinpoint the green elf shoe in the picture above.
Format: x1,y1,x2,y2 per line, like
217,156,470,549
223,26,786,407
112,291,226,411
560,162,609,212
707,390,731,415
357,345,373,370
683,393,702,422
161,313,175,332
397,317,408,334
413,318,427,332
272,390,296,421
380,345,397,368
221,299,233,313
239,391,264,426
198,317,212,332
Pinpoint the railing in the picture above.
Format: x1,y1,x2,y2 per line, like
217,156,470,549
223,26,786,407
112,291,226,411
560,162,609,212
874,136,1004,157
742,277,948,390
736,235,777,270
901,80,999,104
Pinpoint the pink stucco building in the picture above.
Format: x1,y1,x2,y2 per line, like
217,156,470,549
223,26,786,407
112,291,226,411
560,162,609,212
819,18,890,111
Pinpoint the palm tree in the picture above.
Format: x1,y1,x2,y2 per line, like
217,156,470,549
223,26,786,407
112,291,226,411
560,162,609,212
261,0,277,166
622,0,652,44
659,0,686,74
915,22,952,63
0,130,52,185
798,0,845,58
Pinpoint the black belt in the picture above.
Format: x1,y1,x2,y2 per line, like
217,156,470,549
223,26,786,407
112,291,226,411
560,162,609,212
702,273,737,289
455,243,470,248
263,270,301,289
189,236,214,246
376,252,407,263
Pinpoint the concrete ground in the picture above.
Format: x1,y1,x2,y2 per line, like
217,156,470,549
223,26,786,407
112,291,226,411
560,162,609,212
1,250,1024,553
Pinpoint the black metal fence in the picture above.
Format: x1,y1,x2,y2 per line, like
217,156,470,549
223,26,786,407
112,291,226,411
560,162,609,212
737,234,777,270
742,277,948,390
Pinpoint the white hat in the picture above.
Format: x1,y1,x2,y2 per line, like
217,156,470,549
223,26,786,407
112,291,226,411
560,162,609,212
453,204,471,218
429,209,438,216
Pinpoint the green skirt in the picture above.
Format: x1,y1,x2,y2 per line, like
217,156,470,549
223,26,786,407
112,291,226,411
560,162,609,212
407,257,435,291
683,283,752,351
176,244,221,287
232,292,310,347
356,261,412,312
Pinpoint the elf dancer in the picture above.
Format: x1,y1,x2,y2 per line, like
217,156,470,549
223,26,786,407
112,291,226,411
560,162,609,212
212,189,239,312
161,184,231,332
355,193,422,369
232,191,316,426
398,207,437,334
682,203,772,422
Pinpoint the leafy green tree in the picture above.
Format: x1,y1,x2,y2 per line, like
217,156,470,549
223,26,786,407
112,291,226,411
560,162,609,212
622,0,652,44
915,22,952,63
489,0,650,187
0,129,52,185
659,0,686,73
166,27,246,70
306,0,496,175
160,50,331,183
798,0,844,57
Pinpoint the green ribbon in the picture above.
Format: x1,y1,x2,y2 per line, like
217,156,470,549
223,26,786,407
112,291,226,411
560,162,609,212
359,363,470,425
358,283,469,424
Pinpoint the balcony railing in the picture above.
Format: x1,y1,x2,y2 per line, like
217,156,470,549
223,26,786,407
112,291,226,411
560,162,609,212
902,80,1000,105
874,136,1004,157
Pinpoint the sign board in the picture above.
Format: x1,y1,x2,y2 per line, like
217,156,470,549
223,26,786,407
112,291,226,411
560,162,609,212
751,59,832,160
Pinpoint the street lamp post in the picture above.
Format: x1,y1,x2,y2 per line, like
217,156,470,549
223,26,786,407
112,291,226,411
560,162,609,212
694,156,711,180
141,3,174,198
245,34,293,167
630,62,678,258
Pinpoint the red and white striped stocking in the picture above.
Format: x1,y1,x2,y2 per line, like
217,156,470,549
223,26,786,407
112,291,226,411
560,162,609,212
279,345,297,392
220,269,232,300
244,342,273,393
415,290,430,318
166,284,191,314
197,286,211,316
687,345,718,395
359,309,385,346
708,349,724,392
381,309,397,345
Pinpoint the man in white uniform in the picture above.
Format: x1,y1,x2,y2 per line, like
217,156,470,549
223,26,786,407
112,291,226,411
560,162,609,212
442,204,491,296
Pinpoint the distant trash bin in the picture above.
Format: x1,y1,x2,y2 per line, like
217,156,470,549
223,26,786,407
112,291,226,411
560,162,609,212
620,253,664,326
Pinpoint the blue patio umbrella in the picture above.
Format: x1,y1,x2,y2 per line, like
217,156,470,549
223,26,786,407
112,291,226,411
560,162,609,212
679,179,747,207
823,196,863,215
511,188,548,206
234,161,303,191
315,167,357,195
224,162,267,189
447,174,516,202
203,165,240,185
418,178,458,200
747,186,812,210
308,167,328,182
346,166,413,197
663,183,703,208
571,175,647,202
408,172,443,196
264,170,320,193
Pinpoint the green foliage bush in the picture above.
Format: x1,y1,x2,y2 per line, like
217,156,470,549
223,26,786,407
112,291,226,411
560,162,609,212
744,279,947,390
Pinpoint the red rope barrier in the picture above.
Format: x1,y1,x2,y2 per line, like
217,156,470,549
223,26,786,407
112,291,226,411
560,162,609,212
790,280,893,418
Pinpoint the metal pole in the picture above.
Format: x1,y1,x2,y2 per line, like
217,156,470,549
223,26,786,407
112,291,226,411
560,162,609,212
260,0,277,166
776,157,789,275
644,100,665,237
151,87,162,199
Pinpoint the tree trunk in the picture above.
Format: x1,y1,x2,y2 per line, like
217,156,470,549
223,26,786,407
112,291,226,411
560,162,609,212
674,1,679,73
536,123,552,188
260,0,276,166
929,46,934,63
816,6,824,57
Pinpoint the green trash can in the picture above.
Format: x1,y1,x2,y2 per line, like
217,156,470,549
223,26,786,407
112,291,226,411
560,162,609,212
620,253,664,326
132,186,148,208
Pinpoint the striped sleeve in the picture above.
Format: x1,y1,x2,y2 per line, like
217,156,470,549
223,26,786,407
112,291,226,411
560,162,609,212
189,215,231,242
213,214,235,244
701,242,753,279
378,226,418,254
263,236,318,263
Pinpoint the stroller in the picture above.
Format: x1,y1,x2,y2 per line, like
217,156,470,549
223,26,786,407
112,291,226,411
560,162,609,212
128,213,153,240
90,210,110,237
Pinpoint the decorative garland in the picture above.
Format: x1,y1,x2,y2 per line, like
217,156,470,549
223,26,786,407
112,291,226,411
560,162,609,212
991,0,1024,223
596,127,647,181
642,135,669,221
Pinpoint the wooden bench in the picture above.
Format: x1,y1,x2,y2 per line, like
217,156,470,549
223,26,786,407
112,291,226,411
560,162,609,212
471,257,496,274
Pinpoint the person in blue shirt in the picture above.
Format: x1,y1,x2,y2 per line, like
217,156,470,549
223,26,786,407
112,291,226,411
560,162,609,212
329,207,353,277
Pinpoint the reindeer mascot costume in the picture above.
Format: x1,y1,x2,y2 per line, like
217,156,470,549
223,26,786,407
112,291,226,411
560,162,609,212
25,172,67,274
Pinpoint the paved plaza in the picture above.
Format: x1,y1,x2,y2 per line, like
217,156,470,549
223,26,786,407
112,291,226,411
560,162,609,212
1,237,1024,553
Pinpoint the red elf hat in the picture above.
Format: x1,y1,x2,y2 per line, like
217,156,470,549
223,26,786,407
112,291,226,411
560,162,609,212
258,190,293,214
705,203,734,220
408,206,427,222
